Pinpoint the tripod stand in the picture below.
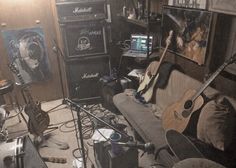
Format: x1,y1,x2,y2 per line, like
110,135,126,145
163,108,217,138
66,98,132,168
47,39,67,113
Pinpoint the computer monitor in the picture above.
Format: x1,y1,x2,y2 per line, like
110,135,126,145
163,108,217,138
130,34,153,53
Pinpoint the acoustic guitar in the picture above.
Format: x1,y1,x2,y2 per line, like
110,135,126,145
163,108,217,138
9,63,50,136
162,54,236,133
137,30,173,102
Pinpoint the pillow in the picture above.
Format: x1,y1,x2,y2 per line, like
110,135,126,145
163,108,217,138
197,96,236,151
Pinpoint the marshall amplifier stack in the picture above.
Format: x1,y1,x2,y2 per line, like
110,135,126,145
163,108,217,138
55,0,111,102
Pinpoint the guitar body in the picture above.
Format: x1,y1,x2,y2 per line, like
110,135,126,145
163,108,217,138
137,30,173,103
137,72,152,93
162,89,204,133
141,74,160,102
24,102,50,136
137,61,160,93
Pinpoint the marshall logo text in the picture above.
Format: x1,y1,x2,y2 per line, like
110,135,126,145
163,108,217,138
81,73,99,79
73,7,92,14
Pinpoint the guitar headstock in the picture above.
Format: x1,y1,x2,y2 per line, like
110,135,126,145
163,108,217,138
227,53,236,65
165,30,173,46
8,63,19,75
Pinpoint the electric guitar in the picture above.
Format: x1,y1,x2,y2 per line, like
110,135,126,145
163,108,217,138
137,30,173,102
9,63,50,136
162,54,236,133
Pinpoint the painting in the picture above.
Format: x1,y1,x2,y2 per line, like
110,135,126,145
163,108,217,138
1,27,51,84
168,0,207,9
209,0,236,16
161,6,212,65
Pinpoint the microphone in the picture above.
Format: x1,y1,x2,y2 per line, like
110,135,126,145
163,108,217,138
113,141,155,153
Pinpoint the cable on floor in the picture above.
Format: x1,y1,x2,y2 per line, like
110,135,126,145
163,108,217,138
68,103,121,166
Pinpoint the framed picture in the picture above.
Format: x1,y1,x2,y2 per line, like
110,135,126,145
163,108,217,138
168,0,207,9
1,27,51,84
209,0,236,16
161,6,212,65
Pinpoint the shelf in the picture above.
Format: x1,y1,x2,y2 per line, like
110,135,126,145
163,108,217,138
119,15,161,28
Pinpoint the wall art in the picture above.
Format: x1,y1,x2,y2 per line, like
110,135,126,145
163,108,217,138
2,27,51,84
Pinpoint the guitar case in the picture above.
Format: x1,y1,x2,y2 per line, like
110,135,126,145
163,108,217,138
155,62,183,89
100,75,122,114
165,129,204,161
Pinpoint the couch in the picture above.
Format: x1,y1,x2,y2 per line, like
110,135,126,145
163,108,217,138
113,69,236,168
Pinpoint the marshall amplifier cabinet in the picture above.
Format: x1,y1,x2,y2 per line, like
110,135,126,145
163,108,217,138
56,0,107,22
66,56,110,102
62,22,107,59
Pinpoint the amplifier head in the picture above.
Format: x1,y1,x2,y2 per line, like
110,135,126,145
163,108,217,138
56,0,107,22
56,0,105,3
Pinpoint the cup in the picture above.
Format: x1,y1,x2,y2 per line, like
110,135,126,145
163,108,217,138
110,132,122,155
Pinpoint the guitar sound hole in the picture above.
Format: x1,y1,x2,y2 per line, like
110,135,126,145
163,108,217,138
184,100,193,109
182,100,193,118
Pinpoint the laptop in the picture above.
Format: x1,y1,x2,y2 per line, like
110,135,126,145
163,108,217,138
123,34,153,58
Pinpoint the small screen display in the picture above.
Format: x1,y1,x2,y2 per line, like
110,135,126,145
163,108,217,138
130,35,153,52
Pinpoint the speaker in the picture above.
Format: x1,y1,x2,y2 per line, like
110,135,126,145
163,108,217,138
66,56,110,102
61,21,108,59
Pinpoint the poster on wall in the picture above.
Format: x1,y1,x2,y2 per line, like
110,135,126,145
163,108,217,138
161,6,212,65
168,0,207,9
1,27,51,84
209,0,236,16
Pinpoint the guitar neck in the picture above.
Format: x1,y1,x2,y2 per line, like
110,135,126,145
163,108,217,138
152,31,172,75
152,43,170,75
159,43,170,64
192,61,228,101
16,72,34,104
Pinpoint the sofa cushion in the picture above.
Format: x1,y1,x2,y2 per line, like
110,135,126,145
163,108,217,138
197,96,236,151
113,91,166,147
113,91,179,167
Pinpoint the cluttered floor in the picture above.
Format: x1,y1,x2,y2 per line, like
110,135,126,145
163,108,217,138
3,99,158,168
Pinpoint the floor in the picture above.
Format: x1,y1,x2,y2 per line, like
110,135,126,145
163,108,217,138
3,99,158,168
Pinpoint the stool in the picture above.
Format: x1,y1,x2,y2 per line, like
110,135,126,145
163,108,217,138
0,79,23,123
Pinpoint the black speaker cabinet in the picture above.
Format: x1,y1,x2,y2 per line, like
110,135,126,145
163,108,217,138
61,22,108,59
56,0,107,22
66,56,110,102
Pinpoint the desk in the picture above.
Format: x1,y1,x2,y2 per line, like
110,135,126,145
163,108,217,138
118,51,159,89
119,51,159,75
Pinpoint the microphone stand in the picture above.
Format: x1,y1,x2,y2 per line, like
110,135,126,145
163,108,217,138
74,104,87,168
47,39,67,113
65,98,132,168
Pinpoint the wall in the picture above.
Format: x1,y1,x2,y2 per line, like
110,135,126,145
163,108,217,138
111,1,236,97
0,0,65,102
